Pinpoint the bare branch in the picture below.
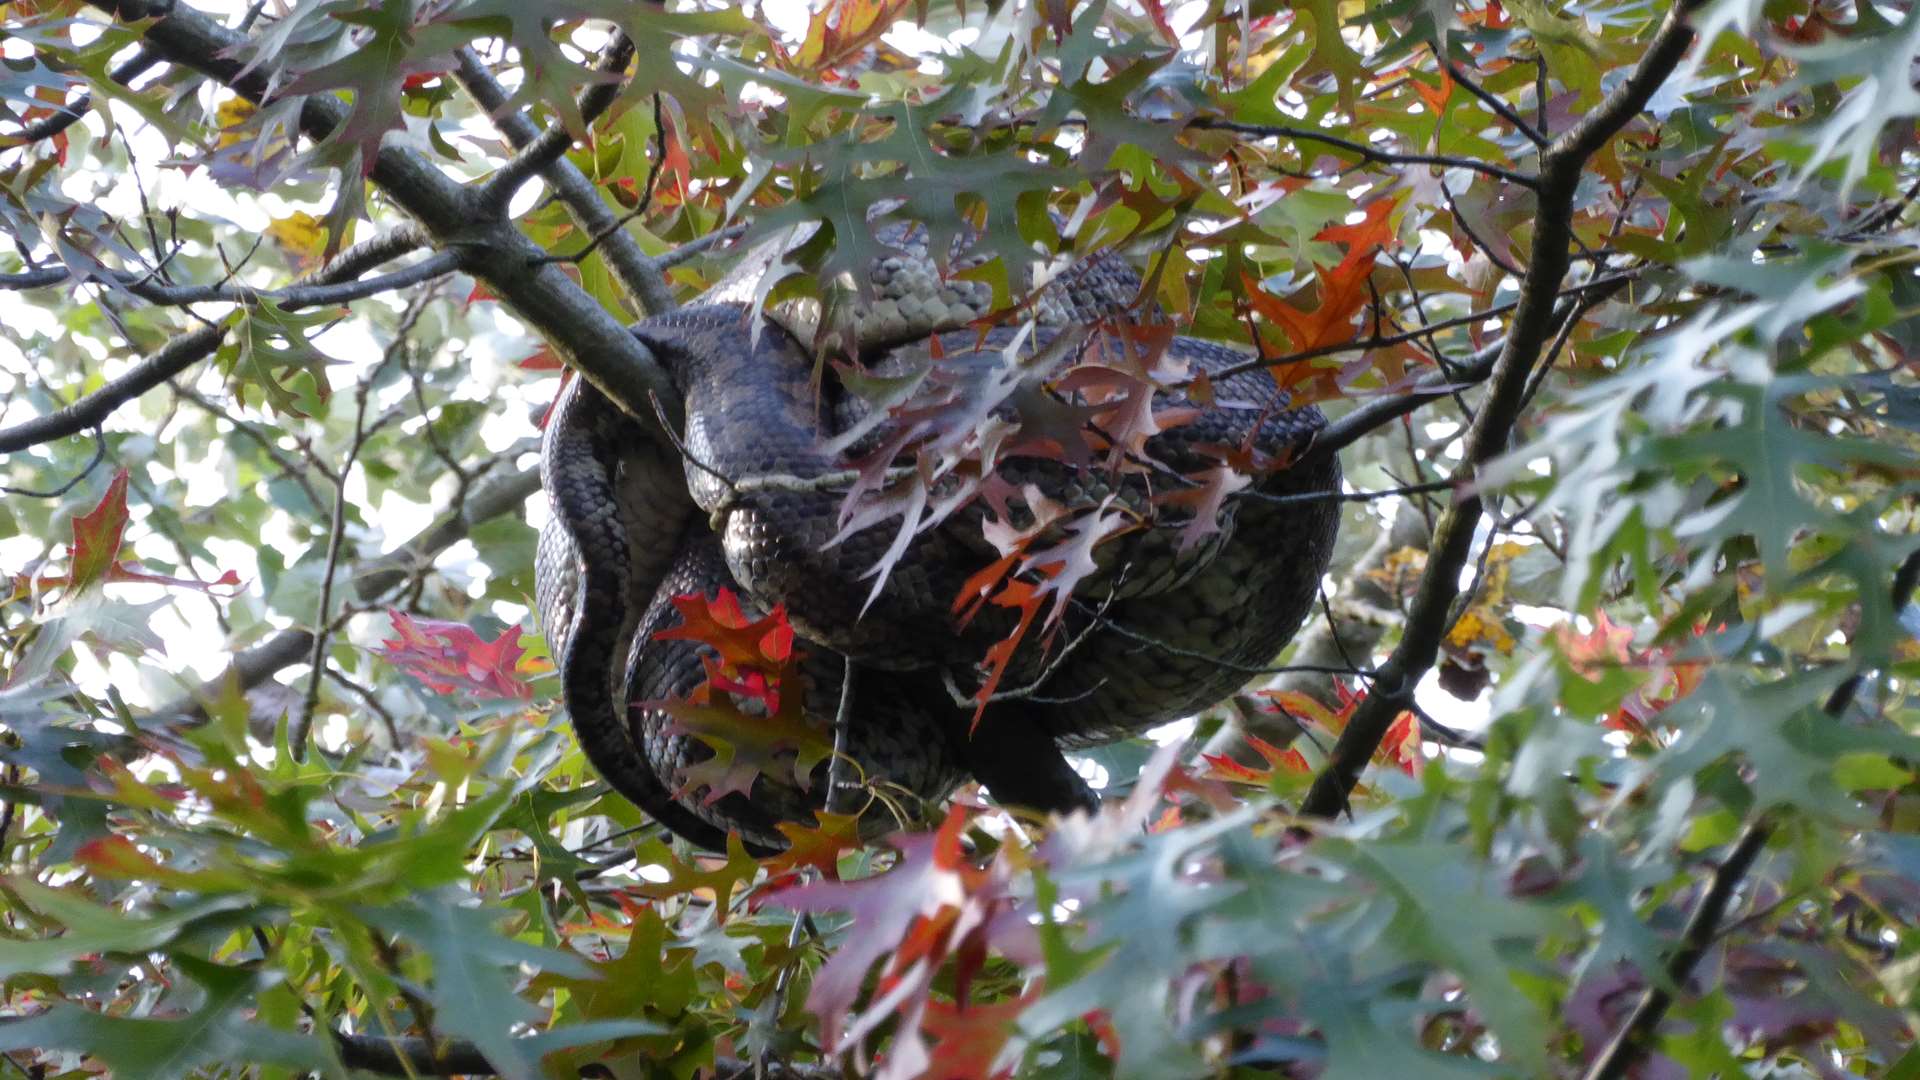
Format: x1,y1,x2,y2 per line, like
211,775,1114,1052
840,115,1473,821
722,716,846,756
1578,820,1772,1080
472,34,637,217
1299,273,1634,470
328,1031,838,1080
0,248,455,309
147,452,540,728
1444,60,1550,148
3,50,163,146
450,45,673,315
1204,270,1636,384
291,295,431,760
0,428,106,497
1581,547,1920,1077
527,94,668,274
0,228,439,456
1187,117,1539,189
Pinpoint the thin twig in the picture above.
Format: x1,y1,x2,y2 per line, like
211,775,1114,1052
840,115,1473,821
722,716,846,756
0,228,437,456
528,94,666,271
0,249,456,308
1204,270,1637,384
0,429,107,497
291,295,431,760
1238,479,1454,508
1445,60,1550,147
1187,117,1539,189
449,45,673,315
4,50,163,146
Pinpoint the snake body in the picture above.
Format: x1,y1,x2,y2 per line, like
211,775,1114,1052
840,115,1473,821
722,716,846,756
535,224,1340,851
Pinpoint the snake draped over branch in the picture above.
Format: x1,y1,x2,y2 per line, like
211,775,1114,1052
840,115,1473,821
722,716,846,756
534,220,1341,854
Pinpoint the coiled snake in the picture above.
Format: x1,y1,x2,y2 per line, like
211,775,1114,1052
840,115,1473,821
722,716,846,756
534,224,1341,853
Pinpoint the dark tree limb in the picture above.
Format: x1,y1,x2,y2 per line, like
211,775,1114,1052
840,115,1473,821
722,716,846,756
1580,548,1920,1077
1299,0,1703,819
1444,60,1550,148
80,0,685,442
330,1031,840,1080
0,248,454,308
472,34,638,217
1577,820,1772,1080
450,46,674,316
4,50,163,146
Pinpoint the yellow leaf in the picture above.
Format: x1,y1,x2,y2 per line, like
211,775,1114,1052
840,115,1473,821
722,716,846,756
266,211,330,262
215,96,255,148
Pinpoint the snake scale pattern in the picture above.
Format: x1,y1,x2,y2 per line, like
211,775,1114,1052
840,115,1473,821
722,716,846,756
535,222,1341,853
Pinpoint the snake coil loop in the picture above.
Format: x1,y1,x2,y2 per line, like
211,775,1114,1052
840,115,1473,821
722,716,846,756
535,223,1341,851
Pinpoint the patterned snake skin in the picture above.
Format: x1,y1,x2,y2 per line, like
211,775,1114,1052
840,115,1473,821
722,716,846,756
535,223,1341,852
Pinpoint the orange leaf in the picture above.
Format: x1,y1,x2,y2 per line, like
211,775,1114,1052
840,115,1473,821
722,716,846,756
765,811,865,880
1379,711,1423,776
920,992,1039,1080
1315,195,1399,273
652,588,794,677
1410,71,1454,116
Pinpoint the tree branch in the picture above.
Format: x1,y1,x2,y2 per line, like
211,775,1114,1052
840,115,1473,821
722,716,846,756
1578,820,1771,1080
0,227,436,455
1187,117,1539,189
150,453,541,727
1299,0,1702,818
4,50,163,146
0,248,455,309
329,1031,839,1079
1444,60,1550,148
471,34,638,217
1579,547,1920,1077
449,46,674,315
81,0,685,441
1204,270,1636,384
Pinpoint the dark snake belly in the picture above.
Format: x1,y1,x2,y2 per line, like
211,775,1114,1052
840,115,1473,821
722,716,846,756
535,232,1340,852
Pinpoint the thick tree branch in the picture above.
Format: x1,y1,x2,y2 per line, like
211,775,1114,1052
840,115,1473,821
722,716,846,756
0,227,435,455
80,0,685,439
1299,0,1701,818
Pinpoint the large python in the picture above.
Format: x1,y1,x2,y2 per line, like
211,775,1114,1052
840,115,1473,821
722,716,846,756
535,223,1341,852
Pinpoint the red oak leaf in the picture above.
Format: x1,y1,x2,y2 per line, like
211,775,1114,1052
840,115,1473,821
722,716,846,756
68,468,131,593
375,612,533,700
652,588,794,678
